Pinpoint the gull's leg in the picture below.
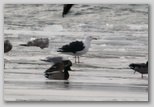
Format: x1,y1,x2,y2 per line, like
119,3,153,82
141,74,143,79
78,56,80,63
75,55,76,63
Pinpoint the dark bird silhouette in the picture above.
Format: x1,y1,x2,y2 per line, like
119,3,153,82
4,40,12,53
20,38,49,49
129,61,148,78
44,60,72,80
62,4,74,17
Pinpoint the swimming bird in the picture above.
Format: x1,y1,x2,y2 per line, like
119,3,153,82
62,4,74,17
44,60,72,75
20,38,49,49
45,65,71,80
57,36,97,63
4,40,12,53
129,61,148,78
44,60,72,80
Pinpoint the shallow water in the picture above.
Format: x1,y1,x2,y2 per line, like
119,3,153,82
4,4,148,101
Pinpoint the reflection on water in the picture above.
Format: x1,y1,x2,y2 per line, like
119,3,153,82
45,81,70,90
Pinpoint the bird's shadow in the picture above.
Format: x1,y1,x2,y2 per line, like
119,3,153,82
45,80,70,89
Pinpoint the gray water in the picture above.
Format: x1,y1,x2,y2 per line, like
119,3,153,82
4,4,148,101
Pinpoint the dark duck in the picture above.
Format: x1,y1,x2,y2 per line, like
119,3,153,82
44,60,72,80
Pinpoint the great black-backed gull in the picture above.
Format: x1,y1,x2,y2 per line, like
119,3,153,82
4,40,12,53
129,61,148,78
57,36,97,63
44,60,72,80
20,38,49,49
62,4,74,17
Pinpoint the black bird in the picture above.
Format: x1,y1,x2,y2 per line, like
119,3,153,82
44,60,72,80
129,61,148,78
20,38,49,49
62,4,74,17
4,40,12,53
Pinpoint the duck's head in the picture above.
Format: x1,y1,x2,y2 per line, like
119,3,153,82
63,60,72,66
63,60,72,70
64,60,73,71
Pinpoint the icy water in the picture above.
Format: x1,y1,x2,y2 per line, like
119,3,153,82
4,4,148,101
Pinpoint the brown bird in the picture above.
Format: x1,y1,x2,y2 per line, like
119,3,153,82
4,40,12,53
45,65,72,80
44,60,72,80
20,38,49,49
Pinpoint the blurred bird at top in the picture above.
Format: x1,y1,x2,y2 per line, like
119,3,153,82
20,38,49,49
62,4,74,17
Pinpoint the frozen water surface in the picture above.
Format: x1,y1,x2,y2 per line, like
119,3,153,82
4,4,148,101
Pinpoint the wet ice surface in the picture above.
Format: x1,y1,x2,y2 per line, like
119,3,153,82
4,4,148,101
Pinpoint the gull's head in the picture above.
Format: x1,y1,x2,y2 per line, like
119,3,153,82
85,36,97,41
